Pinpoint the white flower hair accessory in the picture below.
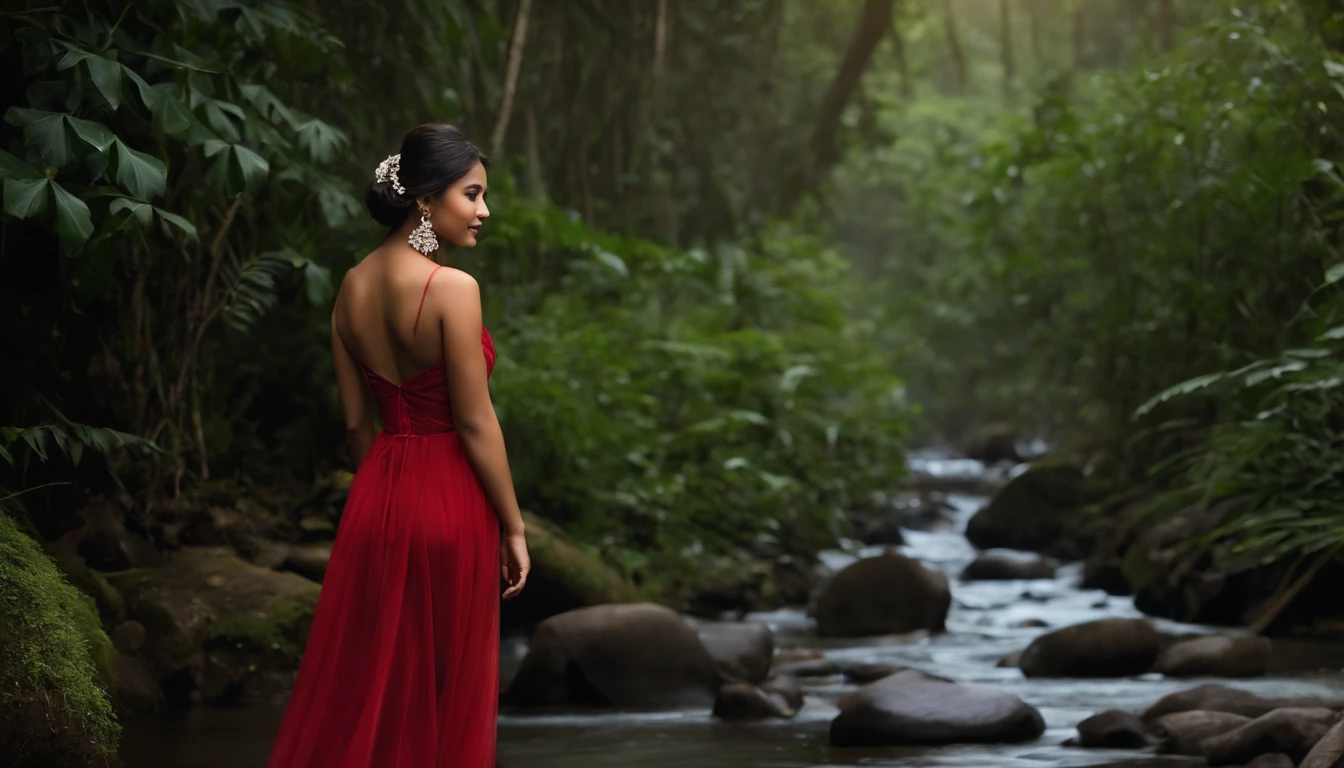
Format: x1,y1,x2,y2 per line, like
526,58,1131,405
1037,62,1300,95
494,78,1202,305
374,154,406,196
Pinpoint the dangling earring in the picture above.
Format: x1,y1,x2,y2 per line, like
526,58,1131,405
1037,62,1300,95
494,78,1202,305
409,207,439,256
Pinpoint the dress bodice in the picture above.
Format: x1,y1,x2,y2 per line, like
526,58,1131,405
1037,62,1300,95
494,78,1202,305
360,326,496,436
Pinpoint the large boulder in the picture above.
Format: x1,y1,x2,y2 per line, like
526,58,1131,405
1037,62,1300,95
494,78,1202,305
505,603,722,708
1019,618,1160,678
959,423,1022,464
501,512,642,631
0,512,119,768
1153,711,1252,755
696,621,773,684
1154,635,1272,678
812,551,950,637
960,550,1057,582
76,500,162,572
105,546,321,705
1301,717,1344,767
1065,709,1152,749
1143,684,1344,722
829,670,1045,746
963,463,1095,559
1201,708,1340,765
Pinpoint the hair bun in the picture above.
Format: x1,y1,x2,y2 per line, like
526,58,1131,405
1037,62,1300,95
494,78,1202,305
365,180,412,228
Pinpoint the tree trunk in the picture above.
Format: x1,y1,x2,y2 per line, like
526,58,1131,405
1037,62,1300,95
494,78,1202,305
890,14,912,97
1026,0,1042,63
653,0,669,82
490,0,532,158
1072,0,1088,68
943,0,968,90
778,0,894,213
1156,0,1174,52
1000,0,1015,99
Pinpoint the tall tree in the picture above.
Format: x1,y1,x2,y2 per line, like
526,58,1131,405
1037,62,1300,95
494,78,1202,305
490,0,533,157
1000,0,1016,99
778,0,895,213
943,0,969,90
1156,0,1175,52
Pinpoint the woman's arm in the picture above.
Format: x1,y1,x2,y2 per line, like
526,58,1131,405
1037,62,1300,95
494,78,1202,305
331,311,377,468
434,270,526,538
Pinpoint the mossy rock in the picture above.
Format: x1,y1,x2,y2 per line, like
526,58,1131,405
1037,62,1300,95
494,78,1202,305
0,512,119,767
500,511,642,632
964,462,1100,560
105,546,321,704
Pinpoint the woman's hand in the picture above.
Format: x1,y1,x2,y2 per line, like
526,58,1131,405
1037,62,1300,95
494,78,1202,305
501,531,530,600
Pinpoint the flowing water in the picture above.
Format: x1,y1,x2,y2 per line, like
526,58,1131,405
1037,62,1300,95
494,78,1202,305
119,451,1344,767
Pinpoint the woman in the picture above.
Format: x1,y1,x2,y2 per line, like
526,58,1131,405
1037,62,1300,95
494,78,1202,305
267,123,530,768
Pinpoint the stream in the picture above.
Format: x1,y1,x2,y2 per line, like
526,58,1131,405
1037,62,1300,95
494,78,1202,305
118,451,1344,767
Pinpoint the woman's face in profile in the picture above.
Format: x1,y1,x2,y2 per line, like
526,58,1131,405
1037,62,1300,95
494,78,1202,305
432,162,489,248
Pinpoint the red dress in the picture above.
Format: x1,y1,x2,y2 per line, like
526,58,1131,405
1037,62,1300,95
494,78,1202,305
267,268,500,768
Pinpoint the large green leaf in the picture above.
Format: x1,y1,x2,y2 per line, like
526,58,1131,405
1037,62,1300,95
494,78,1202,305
110,196,154,226
153,207,198,241
50,182,93,250
0,150,42,181
122,66,192,135
294,118,345,163
66,117,114,153
86,56,123,109
232,145,270,192
4,178,50,218
113,140,167,199
6,108,70,167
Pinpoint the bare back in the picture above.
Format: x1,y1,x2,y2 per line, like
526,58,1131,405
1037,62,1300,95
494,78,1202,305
333,252,447,384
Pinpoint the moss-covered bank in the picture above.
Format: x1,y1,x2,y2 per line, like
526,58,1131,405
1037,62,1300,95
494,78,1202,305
0,512,119,767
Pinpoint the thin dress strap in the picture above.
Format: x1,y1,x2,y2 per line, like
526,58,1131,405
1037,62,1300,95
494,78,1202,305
412,265,444,336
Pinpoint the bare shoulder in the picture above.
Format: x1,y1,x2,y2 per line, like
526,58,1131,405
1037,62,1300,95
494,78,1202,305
426,266,481,306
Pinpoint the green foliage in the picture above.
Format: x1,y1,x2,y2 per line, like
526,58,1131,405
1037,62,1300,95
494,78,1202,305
0,512,119,767
485,208,909,579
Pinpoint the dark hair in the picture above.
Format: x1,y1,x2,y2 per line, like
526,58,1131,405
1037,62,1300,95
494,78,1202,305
365,123,487,228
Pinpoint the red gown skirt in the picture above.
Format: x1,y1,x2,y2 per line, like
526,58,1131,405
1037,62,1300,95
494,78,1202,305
267,328,500,768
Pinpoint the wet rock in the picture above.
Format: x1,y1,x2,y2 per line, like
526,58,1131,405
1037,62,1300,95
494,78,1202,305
1154,635,1272,679
112,620,146,653
830,670,1045,746
839,662,906,684
1201,707,1340,765
1016,619,1049,628
282,544,332,583
772,656,840,678
960,423,1021,464
696,621,773,684
204,506,290,569
505,603,721,708
1142,684,1344,722
685,551,813,619
763,675,804,712
1300,717,1344,767
812,551,950,638
1065,709,1152,749
77,501,161,571
960,550,1057,582
997,649,1024,668
501,512,642,631
712,682,796,720
1154,711,1252,755
1243,755,1296,768
964,462,1095,559
1019,618,1160,678
104,546,321,705
113,652,165,714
